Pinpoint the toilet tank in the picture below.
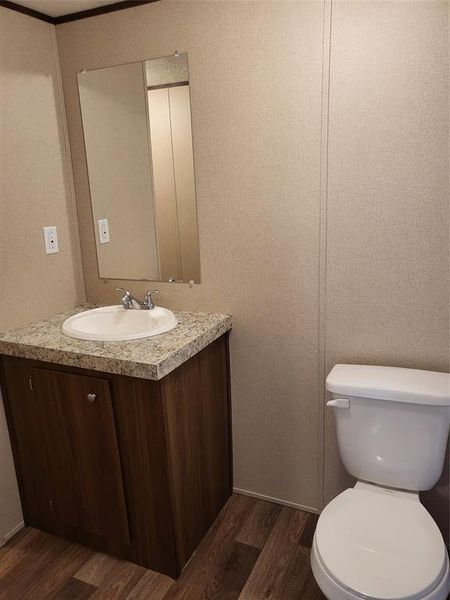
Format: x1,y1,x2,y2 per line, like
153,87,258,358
326,365,450,491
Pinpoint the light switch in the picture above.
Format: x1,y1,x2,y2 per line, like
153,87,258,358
43,226,59,254
98,218,110,244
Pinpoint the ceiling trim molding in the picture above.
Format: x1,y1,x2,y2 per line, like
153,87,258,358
54,0,158,25
0,0,54,23
0,0,158,25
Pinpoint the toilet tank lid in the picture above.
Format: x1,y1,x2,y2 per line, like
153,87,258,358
326,364,450,406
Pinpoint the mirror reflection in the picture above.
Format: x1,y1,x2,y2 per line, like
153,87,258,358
77,53,201,283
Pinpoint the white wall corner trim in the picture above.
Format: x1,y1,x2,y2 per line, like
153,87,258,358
2,521,25,547
233,487,320,515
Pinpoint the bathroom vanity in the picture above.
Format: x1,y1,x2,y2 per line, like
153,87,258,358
0,307,232,578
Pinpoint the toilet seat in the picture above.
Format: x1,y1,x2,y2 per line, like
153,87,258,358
313,482,450,600
311,538,450,600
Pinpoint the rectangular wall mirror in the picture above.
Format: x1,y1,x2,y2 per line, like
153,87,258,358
77,52,201,283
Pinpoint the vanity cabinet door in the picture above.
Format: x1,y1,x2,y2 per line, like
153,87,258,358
1,357,130,547
1,357,58,533
31,368,130,546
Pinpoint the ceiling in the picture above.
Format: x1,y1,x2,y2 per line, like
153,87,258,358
11,0,127,17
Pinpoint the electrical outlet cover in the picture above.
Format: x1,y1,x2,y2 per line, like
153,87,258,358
43,226,59,254
98,218,110,244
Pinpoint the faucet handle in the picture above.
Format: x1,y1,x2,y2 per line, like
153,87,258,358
115,287,134,309
143,289,160,310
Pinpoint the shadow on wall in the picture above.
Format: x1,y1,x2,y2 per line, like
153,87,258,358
0,391,22,543
422,441,450,548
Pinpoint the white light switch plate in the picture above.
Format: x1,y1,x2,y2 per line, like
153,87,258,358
43,226,59,254
98,218,110,244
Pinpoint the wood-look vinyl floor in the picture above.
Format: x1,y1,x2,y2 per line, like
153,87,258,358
0,494,325,600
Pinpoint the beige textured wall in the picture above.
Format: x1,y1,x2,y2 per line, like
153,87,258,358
324,0,449,540
56,0,325,511
0,9,85,331
55,0,449,532
0,7,85,541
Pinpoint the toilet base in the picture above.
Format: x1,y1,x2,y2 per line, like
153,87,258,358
311,536,450,600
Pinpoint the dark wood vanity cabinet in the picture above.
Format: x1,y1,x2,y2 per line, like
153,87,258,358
0,334,232,579
4,365,130,547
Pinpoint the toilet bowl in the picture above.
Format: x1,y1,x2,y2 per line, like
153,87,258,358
311,482,450,600
312,365,450,600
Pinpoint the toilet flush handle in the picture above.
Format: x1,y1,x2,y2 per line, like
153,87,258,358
327,398,350,408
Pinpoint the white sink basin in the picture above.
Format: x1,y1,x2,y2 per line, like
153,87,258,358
62,305,178,342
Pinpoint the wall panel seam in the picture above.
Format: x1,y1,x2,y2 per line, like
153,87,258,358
317,0,332,511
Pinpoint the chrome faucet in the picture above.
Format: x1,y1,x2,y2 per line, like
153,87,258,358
143,289,160,310
116,288,160,310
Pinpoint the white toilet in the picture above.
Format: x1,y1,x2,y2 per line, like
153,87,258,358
311,364,450,600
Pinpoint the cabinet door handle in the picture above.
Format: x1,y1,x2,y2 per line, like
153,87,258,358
87,393,96,402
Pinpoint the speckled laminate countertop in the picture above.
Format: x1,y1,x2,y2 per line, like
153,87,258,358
0,306,232,380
